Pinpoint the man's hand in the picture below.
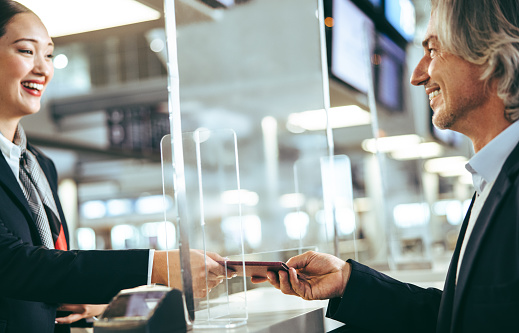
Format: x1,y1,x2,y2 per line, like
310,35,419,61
55,304,107,324
259,251,351,300
151,250,236,298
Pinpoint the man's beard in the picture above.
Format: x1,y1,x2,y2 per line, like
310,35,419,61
432,109,457,130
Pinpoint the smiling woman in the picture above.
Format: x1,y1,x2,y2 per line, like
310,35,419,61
0,7,53,140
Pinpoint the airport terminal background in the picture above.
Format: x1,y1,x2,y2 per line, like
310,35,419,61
19,0,474,290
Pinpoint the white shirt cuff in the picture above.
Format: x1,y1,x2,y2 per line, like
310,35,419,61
147,249,155,285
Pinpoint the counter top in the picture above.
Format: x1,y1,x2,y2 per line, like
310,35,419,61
74,287,345,333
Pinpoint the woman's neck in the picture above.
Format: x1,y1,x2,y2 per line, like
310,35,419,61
0,118,21,142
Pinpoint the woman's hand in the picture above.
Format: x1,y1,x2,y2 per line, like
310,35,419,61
152,250,236,298
55,304,107,324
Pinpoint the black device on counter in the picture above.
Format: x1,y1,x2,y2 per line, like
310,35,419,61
93,285,187,333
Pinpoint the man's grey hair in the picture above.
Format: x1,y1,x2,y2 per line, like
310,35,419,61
431,0,519,122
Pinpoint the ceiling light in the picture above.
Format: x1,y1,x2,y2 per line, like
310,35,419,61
393,203,429,228
17,0,161,37
362,134,422,153
150,38,165,53
390,142,444,160
424,156,469,176
438,169,471,178
53,54,68,69
279,193,305,208
284,211,310,240
286,105,371,132
80,200,106,219
221,189,259,206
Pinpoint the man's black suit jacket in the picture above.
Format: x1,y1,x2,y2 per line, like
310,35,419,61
0,144,150,333
326,141,519,333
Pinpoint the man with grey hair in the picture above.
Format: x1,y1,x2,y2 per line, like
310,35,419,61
257,0,519,332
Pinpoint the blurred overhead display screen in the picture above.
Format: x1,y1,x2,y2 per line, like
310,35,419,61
331,0,375,94
384,0,416,41
375,33,406,111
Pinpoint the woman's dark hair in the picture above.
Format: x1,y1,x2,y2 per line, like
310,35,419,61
0,0,32,38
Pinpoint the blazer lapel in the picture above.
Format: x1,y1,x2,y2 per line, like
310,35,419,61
0,153,34,221
451,143,519,329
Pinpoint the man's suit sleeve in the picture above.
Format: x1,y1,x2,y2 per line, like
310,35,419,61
326,260,442,333
0,217,149,304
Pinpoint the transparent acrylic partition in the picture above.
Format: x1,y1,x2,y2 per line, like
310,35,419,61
161,0,331,328
161,129,248,328
293,155,358,260
173,0,329,257
362,16,432,270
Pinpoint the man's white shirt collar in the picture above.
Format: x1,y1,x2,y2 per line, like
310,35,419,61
466,120,519,194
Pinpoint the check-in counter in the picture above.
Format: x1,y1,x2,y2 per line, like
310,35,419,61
73,287,346,333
